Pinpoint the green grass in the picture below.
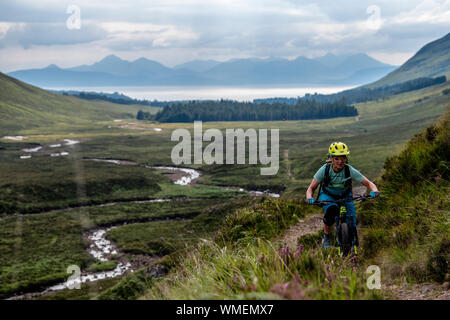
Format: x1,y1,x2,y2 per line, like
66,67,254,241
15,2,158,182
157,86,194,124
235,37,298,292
0,157,164,214
0,72,159,136
2,79,448,208
367,33,450,88
214,198,315,246
0,198,243,298
0,211,93,298
35,277,122,300
0,72,449,300
138,107,449,300
107,198,257,256
358,108,450,285
143,199,381,300
0,150,242,214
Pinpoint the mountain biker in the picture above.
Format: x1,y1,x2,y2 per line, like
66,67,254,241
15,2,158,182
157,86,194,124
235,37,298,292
305,142,380,248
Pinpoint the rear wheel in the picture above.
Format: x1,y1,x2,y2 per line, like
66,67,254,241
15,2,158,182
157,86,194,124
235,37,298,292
338,223,352,256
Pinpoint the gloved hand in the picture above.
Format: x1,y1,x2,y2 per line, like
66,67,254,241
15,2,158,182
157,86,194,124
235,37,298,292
306,198,315,205
370,191,380,198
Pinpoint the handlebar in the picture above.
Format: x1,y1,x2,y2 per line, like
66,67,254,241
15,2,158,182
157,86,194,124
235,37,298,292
312,195,372,207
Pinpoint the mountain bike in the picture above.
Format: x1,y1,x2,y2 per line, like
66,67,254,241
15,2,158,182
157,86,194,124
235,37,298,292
313,195,371,257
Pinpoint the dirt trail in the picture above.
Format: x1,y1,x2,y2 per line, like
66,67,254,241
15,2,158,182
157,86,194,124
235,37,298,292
384,282,450,300
278,185,449,300
279,213,323,249
280,186,367,249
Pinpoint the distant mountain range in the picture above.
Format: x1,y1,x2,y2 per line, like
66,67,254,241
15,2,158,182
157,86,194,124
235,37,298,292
7,53,396,87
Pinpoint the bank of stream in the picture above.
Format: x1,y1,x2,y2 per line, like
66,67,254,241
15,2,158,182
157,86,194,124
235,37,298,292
6,158,280,299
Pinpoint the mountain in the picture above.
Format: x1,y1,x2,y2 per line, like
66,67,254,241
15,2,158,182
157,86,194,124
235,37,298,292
367,32,450,88
313,53,348,67
68,54,174,77
7,53,395,87
8,64,128,87
313,53,387,70
0,72,147,135
325,53,393,78
173,59,221,72
202,57,326,84
8,61,211,87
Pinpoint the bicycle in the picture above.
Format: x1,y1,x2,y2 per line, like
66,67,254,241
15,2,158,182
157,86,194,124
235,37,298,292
313,195,371,257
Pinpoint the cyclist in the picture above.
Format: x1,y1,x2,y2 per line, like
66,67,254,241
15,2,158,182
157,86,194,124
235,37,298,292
305,142,380,248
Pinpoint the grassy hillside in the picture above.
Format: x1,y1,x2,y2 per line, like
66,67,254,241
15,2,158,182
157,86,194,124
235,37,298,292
141,198,380,300
0,72,159,136
0,66,448,300
367,33,450,88
135,108,449,300
358,108,449,285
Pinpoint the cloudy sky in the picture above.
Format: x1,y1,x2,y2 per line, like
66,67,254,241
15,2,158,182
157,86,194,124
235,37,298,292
0,0,449,72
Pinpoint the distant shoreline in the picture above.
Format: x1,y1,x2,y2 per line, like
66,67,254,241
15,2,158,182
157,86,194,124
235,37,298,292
45,85,354,102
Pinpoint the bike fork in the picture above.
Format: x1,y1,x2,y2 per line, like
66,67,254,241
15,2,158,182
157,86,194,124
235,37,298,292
336,206,359,256
353,226,359,255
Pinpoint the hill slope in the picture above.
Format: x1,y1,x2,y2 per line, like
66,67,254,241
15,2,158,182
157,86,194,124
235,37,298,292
130,108,449,300
368,32,450,88
358,107,449,290
0,72,151,135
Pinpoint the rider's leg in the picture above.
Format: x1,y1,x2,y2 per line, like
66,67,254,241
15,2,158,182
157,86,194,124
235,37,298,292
319,192,339,229
318,192,339,247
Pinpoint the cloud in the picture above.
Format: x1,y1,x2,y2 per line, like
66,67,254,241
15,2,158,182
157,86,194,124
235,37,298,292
392,0,450,24
99,22,199,50
0,22,107,48
0,0,448,69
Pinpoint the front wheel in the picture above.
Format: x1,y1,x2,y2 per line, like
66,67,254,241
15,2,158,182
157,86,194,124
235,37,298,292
338,223,352,256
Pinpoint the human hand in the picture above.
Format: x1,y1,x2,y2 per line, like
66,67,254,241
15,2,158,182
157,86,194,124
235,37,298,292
370,191,380,198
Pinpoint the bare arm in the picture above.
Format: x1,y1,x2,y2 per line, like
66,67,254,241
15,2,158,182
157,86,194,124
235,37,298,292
306,178,320,199
361,177,378,192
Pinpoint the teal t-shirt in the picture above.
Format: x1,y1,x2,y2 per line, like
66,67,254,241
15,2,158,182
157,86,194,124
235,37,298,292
314,164,364,196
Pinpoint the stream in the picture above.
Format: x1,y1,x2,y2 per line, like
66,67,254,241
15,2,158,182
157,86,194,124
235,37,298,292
6,158,280,299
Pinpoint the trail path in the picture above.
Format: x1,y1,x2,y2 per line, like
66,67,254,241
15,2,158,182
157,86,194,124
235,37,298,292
280,186,367,249
279,213,323,249
278,185,449,300
384,282,450,300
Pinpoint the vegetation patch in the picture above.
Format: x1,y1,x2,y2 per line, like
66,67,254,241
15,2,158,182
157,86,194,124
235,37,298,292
358,108,449,284
108,198,257,256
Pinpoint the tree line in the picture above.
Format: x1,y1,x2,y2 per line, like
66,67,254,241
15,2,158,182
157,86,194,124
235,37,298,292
254,76,447,105
138,98,358,122
59,91,189,107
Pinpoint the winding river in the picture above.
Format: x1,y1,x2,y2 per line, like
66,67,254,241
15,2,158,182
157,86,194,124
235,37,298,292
6,159,280,299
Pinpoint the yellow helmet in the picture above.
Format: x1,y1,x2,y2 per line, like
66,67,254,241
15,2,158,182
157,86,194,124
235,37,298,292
328,142,350,156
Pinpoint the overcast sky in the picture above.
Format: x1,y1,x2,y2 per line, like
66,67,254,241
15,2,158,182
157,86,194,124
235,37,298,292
0,0,449,72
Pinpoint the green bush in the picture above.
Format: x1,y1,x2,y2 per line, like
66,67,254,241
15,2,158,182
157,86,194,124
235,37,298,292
426,235,450,282
214,198,311,246
98,269,154,300
358,109,450,284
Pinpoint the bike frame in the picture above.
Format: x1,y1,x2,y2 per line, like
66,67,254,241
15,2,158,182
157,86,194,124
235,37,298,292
314,195,370,255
